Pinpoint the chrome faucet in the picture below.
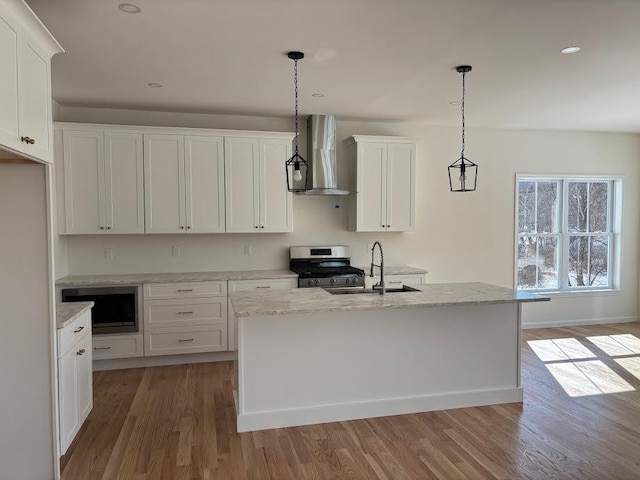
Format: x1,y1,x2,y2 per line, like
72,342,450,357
370,241,385,295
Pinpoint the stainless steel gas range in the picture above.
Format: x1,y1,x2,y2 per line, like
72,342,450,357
289,245,365,288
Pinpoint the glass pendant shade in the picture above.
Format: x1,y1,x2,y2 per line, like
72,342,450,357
286,152,309,193
448,156,477,192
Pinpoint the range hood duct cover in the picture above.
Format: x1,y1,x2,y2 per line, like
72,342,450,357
302,115,351,195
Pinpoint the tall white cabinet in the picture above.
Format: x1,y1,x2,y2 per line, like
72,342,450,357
0,3,60,163
348,135,416,232
0,2,63,478
144,134,225,234
57,127,145,234
225,135,294,233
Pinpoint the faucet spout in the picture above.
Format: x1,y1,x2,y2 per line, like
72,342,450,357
370,241,385,295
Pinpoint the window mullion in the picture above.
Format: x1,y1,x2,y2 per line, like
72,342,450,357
560,180,569,290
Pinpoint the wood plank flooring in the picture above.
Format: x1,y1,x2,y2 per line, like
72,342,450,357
61,322,640,479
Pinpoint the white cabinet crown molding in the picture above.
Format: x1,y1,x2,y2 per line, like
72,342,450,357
3,0,63,57
347,135,419,144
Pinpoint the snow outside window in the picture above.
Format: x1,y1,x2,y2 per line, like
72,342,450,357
516,177,619,292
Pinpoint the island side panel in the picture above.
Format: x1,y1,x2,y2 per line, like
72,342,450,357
236,302,522,432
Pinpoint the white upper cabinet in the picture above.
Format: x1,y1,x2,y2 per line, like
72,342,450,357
59,127,144,234
144,133,225,234
225,135,293,233
0,3,62,163
348,136,416,232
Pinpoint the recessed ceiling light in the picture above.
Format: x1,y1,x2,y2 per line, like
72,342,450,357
118,3,142,14
147,82,163,88
561,46,581,54
312,93,325,98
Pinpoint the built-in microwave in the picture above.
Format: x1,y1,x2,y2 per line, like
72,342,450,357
60,285,141,335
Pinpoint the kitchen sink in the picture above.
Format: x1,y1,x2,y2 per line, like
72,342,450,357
326,285,421,295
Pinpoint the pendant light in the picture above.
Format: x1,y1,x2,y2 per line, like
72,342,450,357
285,51,309,193
448,65,478,192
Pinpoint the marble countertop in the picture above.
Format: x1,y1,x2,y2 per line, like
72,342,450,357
56,301,94,329
229,282,548,317
56,269,298,286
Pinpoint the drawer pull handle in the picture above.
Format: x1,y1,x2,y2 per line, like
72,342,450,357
76,348,86,356
178,338,194,342
94,346,112,350
177,289,194,292
177,311,194,315
73,326,85,333
256,286,271,289
389,281,402,284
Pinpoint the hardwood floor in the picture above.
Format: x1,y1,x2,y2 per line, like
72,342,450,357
62,323,640,479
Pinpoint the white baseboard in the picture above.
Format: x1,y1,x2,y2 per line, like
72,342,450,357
523,316,638,329
235,387,523,433
93,350,235,371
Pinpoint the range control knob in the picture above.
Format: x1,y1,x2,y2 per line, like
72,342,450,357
314,279,320,286
307,279,314,286
330,278,336,284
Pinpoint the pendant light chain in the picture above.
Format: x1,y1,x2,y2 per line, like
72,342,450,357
293,58,300,155
460,69,466,160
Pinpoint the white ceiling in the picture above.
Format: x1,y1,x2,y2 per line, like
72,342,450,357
26,0,640,132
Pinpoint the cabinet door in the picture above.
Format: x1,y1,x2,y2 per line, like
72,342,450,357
185,136,225,233
144,134,186,233
62,130,106,234
104,132,144,233
0,14,20,153
386,143,415,232
76,334,93,424
58,350,78,455
19,35,50,162
259,139,293,232
225,137,259,233
356,142,387,232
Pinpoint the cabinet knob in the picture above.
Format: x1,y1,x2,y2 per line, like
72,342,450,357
20,136,35,145
187,226,191,229
387,225,391,228
260,226,264,229
180,226,185,229
107,226,111,230
76,348,86,356
100,226,105,230
255,226,258,229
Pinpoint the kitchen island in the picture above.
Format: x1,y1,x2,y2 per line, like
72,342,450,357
229,282,548,432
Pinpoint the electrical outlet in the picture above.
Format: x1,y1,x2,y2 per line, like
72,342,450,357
244,244,253,256
172,246,181,257
104,247,113,260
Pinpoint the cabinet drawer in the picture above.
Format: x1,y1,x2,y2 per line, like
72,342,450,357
92,335,143,360
143,281,226,299
57,310,91,358
144,298,226,328
145,325,227,356
384,275,426,286
228,278,297,292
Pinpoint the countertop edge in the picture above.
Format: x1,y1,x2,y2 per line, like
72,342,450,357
56,301,94,329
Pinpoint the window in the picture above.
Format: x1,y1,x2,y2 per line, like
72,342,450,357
516,176,620,292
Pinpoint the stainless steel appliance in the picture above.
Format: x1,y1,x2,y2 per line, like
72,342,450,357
60,285,140,334
290,245,365,288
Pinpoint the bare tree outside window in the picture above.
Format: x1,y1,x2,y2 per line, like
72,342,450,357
517,178,614,291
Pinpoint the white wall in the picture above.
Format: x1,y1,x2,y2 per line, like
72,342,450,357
54,106,640,327
0,163,56,479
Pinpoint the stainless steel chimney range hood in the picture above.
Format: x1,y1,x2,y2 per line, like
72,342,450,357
301,115,351,195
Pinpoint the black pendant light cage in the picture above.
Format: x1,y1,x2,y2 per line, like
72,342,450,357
285,51,309,193
448,65,478,192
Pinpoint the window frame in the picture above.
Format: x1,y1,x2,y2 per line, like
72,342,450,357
514,174,623,293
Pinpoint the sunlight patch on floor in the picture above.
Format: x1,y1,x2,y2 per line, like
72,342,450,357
615,357,640,381
528,338,597,362
587,334,640,356
545,360,635,397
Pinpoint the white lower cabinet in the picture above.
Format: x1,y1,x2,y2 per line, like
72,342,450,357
143,281,228,356
227,278,297,350
57,309,93,455
92,334,143,360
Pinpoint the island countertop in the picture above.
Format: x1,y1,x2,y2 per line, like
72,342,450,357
229,281,549,317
